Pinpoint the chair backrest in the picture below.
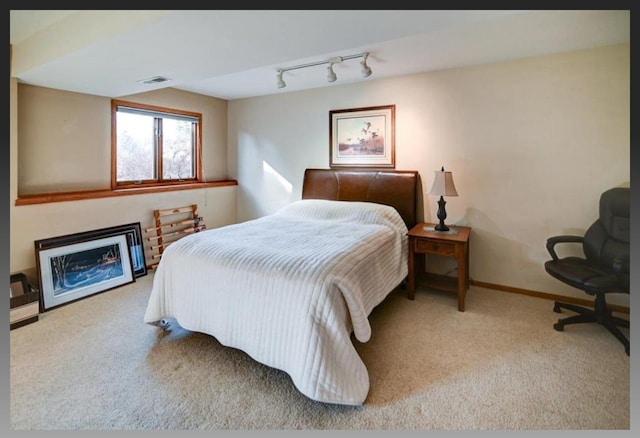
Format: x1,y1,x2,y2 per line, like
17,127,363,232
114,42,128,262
583,187,630,270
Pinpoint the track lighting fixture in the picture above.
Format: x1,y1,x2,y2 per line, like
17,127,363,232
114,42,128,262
276,52,372,89
276,69,286,89
326,63,337,82
360,53,372,78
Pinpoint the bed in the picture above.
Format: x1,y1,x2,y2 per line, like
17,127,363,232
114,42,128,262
144,168,418,405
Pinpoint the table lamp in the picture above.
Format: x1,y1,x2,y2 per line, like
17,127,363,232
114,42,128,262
428,166,458,231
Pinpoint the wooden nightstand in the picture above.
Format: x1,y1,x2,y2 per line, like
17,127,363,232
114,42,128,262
407,223,471,311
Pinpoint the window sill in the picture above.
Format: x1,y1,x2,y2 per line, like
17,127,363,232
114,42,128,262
14,180,238,206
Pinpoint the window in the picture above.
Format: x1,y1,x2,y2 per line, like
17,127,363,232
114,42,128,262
111,100,202,188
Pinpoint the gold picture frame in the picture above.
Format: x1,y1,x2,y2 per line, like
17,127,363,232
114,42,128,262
329,104,395,168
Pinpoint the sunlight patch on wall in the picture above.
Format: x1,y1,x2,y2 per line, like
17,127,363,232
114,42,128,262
262,161,292,194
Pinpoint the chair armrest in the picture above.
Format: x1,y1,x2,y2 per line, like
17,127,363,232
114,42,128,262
546,235,583,260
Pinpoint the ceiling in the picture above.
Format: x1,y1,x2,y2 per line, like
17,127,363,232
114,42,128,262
9,10,630,101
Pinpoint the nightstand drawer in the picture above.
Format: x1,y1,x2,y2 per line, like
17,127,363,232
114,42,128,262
415,239,456,256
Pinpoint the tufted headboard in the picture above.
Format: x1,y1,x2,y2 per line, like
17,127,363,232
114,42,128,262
301,168,419,229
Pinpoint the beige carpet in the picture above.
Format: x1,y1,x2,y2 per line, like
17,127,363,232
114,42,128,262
9,273,630,430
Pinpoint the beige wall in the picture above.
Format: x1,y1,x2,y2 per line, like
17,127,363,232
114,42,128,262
17,86,229,194
228,44,630,305
10,44,630,306
10,85,237,281
18,86,110,193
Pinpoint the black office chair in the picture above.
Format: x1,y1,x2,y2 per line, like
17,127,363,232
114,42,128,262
544,187,630,355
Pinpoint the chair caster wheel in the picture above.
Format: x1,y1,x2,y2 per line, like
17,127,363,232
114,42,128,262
625,346,629,356
553,322,564,331
553,303,561,313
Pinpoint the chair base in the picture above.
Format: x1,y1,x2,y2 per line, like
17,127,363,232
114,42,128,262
553,294,629,356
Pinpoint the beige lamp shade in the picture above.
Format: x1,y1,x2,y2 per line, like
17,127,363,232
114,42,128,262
428,167,458,197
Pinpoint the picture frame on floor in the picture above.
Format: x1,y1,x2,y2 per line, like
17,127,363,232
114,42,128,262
34,222,147,278
10,272,40,329
10,272,31,299
36,234,135,311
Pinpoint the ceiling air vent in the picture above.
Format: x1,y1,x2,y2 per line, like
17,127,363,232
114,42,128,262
137,76,172,85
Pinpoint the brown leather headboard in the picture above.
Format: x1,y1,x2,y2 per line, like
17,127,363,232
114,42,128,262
301,168,419,229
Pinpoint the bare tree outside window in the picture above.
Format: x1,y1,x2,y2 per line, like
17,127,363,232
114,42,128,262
116,112,156,181
112,100,201,188
162,118,194,180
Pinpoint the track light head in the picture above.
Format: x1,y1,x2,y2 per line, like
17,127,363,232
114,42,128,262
360,53,372,78
326,64,337,83
275,52,372,89
276,70,286,89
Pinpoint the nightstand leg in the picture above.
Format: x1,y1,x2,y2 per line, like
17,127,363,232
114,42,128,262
457,277,465,311
466,241,470,289
458,254,466,312
408,244,416,300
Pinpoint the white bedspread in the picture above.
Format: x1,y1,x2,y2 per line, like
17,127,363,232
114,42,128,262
143,199,408,405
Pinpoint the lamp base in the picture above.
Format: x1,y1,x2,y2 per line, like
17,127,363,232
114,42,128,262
423,225,459,234
435,196,450,232
434,223,450,232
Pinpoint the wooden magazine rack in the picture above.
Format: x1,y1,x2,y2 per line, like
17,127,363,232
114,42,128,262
144,204,206,269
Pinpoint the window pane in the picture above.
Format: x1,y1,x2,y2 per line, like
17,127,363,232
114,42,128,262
162,118,195,179
116,112,156,181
